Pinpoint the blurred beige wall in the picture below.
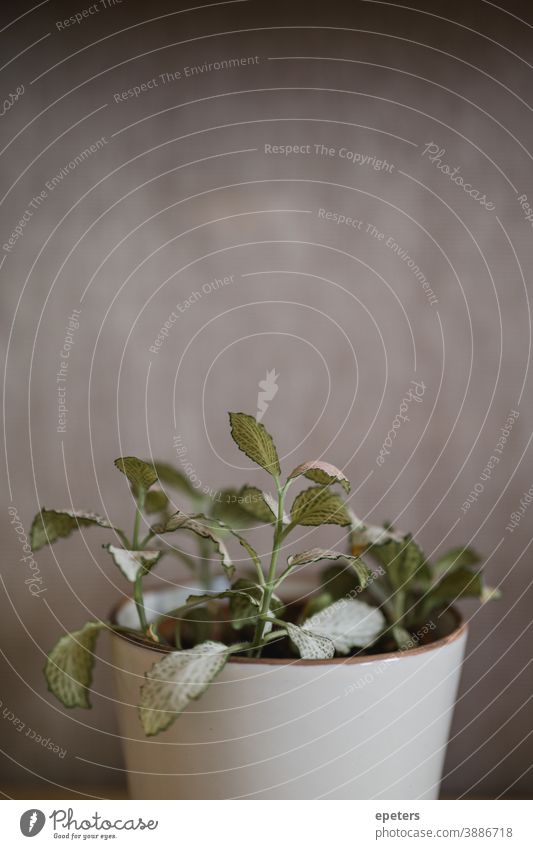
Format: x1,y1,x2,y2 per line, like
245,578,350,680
1,0,532,798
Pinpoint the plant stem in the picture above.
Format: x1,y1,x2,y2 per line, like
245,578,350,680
133,569,149,633
132,489,145,550
252,478,285,654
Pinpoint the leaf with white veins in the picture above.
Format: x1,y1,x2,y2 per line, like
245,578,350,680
290,487,351,527
287,548,370,587
139,641,228,736
285,622,335,659
114,456,158,490
228,412,281,477
45,621,106,708
303,598,385,654
105,545,162,582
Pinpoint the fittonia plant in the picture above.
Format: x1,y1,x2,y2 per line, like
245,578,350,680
32,413,499,736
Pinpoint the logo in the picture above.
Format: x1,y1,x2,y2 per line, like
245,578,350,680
256,369,279,421
20,809,46,837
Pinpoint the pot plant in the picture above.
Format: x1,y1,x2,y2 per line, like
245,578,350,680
31,413,499,800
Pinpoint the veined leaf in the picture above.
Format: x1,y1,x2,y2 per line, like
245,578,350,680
285,622,335,659
151,510,234,577
290,487,350,527
105,545,162,582
45,621,106,708
303,598,385,654
139,641,228,736
228,412,281,477
287,548,370,588
288,460,350,493
114,456,158,491
31,509,116,551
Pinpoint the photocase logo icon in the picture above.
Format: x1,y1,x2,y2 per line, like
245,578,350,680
257,369,279,421
20,809,46,837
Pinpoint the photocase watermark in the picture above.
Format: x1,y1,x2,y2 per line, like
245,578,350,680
376,380,427,466
0,84,24,117
3,137,108,254
461,409,519,514
8,506,46,597
344,620,436,696
0,698,66,759
56,0,122,30
56,309,82,433
149,274,234,354
256,369,279,421
505,485,533,533
421,142,496,211
113,56,261,102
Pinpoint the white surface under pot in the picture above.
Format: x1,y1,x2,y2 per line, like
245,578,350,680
110,586,467,800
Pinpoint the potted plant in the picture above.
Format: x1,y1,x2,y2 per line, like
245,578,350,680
31,413,499,799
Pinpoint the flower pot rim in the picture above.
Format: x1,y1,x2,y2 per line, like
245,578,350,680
110,589,467,666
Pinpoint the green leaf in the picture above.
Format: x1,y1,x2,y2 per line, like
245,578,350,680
30,509,116,551
139,641,228,736
303,599,385,654
144,489,169,515
152,461,200,501
114,456,158,491
237,486,276,522
285,622,335,659
151,510,234,578
105,545,162,582
433,547,481,579
420,566,493,618
287,548,370,588
210,486,275,526
288,460,350,493
290,487,350,527
371,536,427,588
45,621,106,708
228,412,281,477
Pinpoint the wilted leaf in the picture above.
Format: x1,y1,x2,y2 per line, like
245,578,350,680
287,548,370,588
30,509,116,551
139,641,228,736
114,457,157,491
288,460,350,493
285,622,335,659
45,621,106,708
303,598,385,654
105,545,162,582
152,511,234,577
290,487,350,527
228,412,281,477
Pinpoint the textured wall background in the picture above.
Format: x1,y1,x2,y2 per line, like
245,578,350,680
1,0,532,798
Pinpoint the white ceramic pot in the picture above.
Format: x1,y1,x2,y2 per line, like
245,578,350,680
110,586,467,800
